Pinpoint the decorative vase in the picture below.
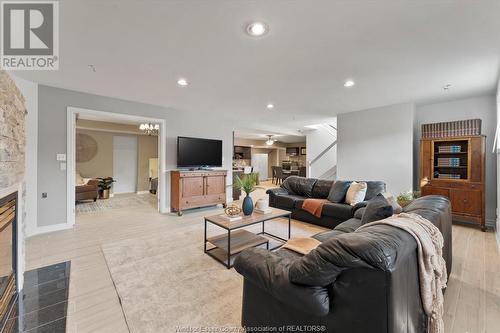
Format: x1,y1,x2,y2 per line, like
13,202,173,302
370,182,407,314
242,194,254,216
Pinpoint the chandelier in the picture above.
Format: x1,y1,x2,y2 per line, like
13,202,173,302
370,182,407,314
265,135,275,146
139,123,159,136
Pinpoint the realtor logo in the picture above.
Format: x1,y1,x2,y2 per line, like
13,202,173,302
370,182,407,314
1,1,59,70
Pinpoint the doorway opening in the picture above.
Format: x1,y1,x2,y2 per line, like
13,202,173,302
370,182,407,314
67,107,167,226
232,130,306,201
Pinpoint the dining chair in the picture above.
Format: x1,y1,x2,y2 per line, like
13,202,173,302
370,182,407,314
299,166,306,177
271,166,277,184
275,167,286,184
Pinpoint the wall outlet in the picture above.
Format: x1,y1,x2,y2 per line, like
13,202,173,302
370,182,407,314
42,193,47,198
60,162,66,171
56,154,66,161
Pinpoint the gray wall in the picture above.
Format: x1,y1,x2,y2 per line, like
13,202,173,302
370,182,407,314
414,94,497,225
38,85,233,227
337,103,414,195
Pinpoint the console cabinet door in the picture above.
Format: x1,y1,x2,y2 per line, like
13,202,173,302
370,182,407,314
450,190,482,216
469,137,484,183
181,177,204,198
420,140,432,182
205,175,225,195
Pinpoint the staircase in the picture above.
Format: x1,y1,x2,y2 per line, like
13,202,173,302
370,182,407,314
307,123,337,180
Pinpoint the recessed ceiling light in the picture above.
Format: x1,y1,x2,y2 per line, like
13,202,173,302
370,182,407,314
246,22,268,37
177,78,189,87
266,103,274,109
344,80,355,87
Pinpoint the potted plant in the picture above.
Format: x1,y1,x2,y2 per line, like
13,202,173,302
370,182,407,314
234,173,258,215
97,177,115,199
397,190,421,207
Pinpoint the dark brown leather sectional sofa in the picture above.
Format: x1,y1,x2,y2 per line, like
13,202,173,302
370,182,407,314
266,176,386,228
234,195,453,333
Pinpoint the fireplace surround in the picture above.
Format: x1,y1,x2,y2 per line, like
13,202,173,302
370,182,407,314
0,192,17,330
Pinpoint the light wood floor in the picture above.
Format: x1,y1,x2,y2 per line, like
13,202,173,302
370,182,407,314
26,191,500,333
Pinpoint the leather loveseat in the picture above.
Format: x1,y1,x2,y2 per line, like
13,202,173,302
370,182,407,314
75,179,99,202
266,176,386,228
234,195,452,333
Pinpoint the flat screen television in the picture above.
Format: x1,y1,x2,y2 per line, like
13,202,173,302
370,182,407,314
177,136,223,168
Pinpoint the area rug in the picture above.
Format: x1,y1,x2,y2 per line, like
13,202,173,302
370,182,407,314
101,218,324,332
76,193,157,214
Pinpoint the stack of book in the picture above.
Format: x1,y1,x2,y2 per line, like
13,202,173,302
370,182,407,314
422,119,481,138
437,173,461,180
254,207,272,214
438,145,461,153
437,157,460,167
219,214,242,222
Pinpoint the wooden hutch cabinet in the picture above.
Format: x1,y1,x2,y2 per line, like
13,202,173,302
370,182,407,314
171,170,227,216
419,135,486,230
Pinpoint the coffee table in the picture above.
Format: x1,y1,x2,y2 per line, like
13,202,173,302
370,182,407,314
204,208,292,268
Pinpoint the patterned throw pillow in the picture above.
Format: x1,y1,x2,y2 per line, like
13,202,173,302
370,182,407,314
345,181,367,206
361,193,394,225
382,192,403,214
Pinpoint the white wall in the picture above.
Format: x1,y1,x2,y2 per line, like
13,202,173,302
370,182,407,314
37,85,234,229
415,95,497,226
306,121,337,179
496,82,500,247
10,75,38,289
337,103,414,195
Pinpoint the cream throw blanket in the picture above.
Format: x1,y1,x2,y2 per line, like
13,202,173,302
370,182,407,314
357,213,447,333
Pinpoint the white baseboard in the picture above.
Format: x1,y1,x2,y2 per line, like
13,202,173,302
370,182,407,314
136,190,150,194
486,218,496,228
160,206,171,214
496,229,500,253
26,223,73,238
496,219,500,253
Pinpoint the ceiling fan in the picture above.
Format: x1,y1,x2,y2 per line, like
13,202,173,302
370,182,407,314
265,135,275,146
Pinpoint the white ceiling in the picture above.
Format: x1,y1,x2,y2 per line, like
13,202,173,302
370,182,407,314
16,0,500,132
235,129,305,143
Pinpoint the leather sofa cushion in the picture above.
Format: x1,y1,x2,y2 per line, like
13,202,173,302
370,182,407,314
334,218,362,233
289,224,417,286
354,207,366,219
312,218,362,242
312,229,345,243
281,176,317,198
311,179,333,199
275,194,306,210
321,203,353,221
234,248,331,316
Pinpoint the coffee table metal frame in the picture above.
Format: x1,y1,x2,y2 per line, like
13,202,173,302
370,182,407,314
204,210,292,269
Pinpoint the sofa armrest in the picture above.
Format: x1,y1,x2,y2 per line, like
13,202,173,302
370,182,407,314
234,248,330,316
86,179,99,187
265,187,288,197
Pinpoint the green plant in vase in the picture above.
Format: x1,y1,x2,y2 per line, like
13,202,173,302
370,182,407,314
235,173,258,215
97,177,116,199
397,190,421,207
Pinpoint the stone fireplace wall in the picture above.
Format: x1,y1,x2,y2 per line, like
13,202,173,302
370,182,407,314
0,71,27,291
0,71,26,189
